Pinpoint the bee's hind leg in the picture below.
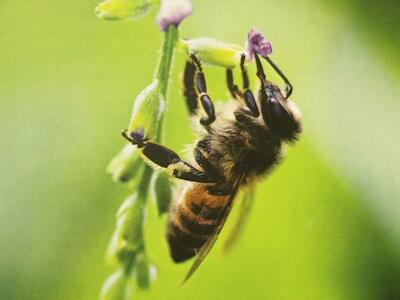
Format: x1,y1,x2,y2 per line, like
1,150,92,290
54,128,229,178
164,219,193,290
122,130,218,183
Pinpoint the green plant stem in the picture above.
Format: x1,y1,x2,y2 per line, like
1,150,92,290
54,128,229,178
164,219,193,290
120,25,179,279
156,25,179,143
156,25,179,97
135,25,179,205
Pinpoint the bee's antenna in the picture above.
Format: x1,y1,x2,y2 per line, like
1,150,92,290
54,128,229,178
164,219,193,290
254,53,266,82
263,56,293,99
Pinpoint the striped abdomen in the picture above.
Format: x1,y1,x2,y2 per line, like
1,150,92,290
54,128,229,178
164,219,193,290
166,182,230,263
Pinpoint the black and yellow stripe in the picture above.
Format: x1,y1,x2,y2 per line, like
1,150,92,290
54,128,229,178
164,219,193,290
166,183,230,263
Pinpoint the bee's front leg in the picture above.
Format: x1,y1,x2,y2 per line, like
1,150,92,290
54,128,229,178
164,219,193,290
122,130,218,183
239,54,260,117
226,55,260,117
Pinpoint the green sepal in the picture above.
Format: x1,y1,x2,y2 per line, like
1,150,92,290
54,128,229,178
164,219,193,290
107,144,144,183
100,270,131,300
127,80,164,139
135,253,150,289
108,194,145,264
179,38,244,68
95,0,155,21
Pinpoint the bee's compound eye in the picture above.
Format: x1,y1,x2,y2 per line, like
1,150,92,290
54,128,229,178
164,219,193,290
262,98,298,140
268,99,291,122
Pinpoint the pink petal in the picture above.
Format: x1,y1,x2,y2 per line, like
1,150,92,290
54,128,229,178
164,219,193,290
157,0,193,31
247,27,273,59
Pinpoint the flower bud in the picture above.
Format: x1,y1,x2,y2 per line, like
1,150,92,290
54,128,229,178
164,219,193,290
107,144,143,183
108,194,146,263
179,38,244,68
127,80,164,139
151,172,172,215
95,0,152,21
100,270,131,300
157,0,193,31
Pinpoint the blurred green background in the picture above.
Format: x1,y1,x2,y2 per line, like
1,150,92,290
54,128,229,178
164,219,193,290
1,0,400,299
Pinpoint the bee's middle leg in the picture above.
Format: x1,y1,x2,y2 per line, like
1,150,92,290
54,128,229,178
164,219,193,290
226,68,241,99
190,54,216,126
182,60,198,115
182,57,217,126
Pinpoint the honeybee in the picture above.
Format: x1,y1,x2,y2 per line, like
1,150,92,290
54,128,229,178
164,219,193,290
122,52,302,282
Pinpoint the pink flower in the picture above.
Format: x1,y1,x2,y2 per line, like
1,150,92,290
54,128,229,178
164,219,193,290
157,0,193,31
247,28,273,59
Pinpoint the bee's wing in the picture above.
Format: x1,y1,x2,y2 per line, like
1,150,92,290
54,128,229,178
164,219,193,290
222,185,256,253
181,176,244,285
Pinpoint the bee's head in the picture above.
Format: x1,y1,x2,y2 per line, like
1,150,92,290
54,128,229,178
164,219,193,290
259,82,302,142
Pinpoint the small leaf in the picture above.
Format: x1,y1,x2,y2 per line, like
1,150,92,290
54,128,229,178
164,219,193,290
95,0,153,21
108,194,146,263
152,172,172,215
135,254,150,289
107,144,143,183
180,38,244,68
100,270,131,300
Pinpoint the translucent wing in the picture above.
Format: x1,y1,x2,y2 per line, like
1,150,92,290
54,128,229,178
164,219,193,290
181,176,245,285
222,185,256,253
